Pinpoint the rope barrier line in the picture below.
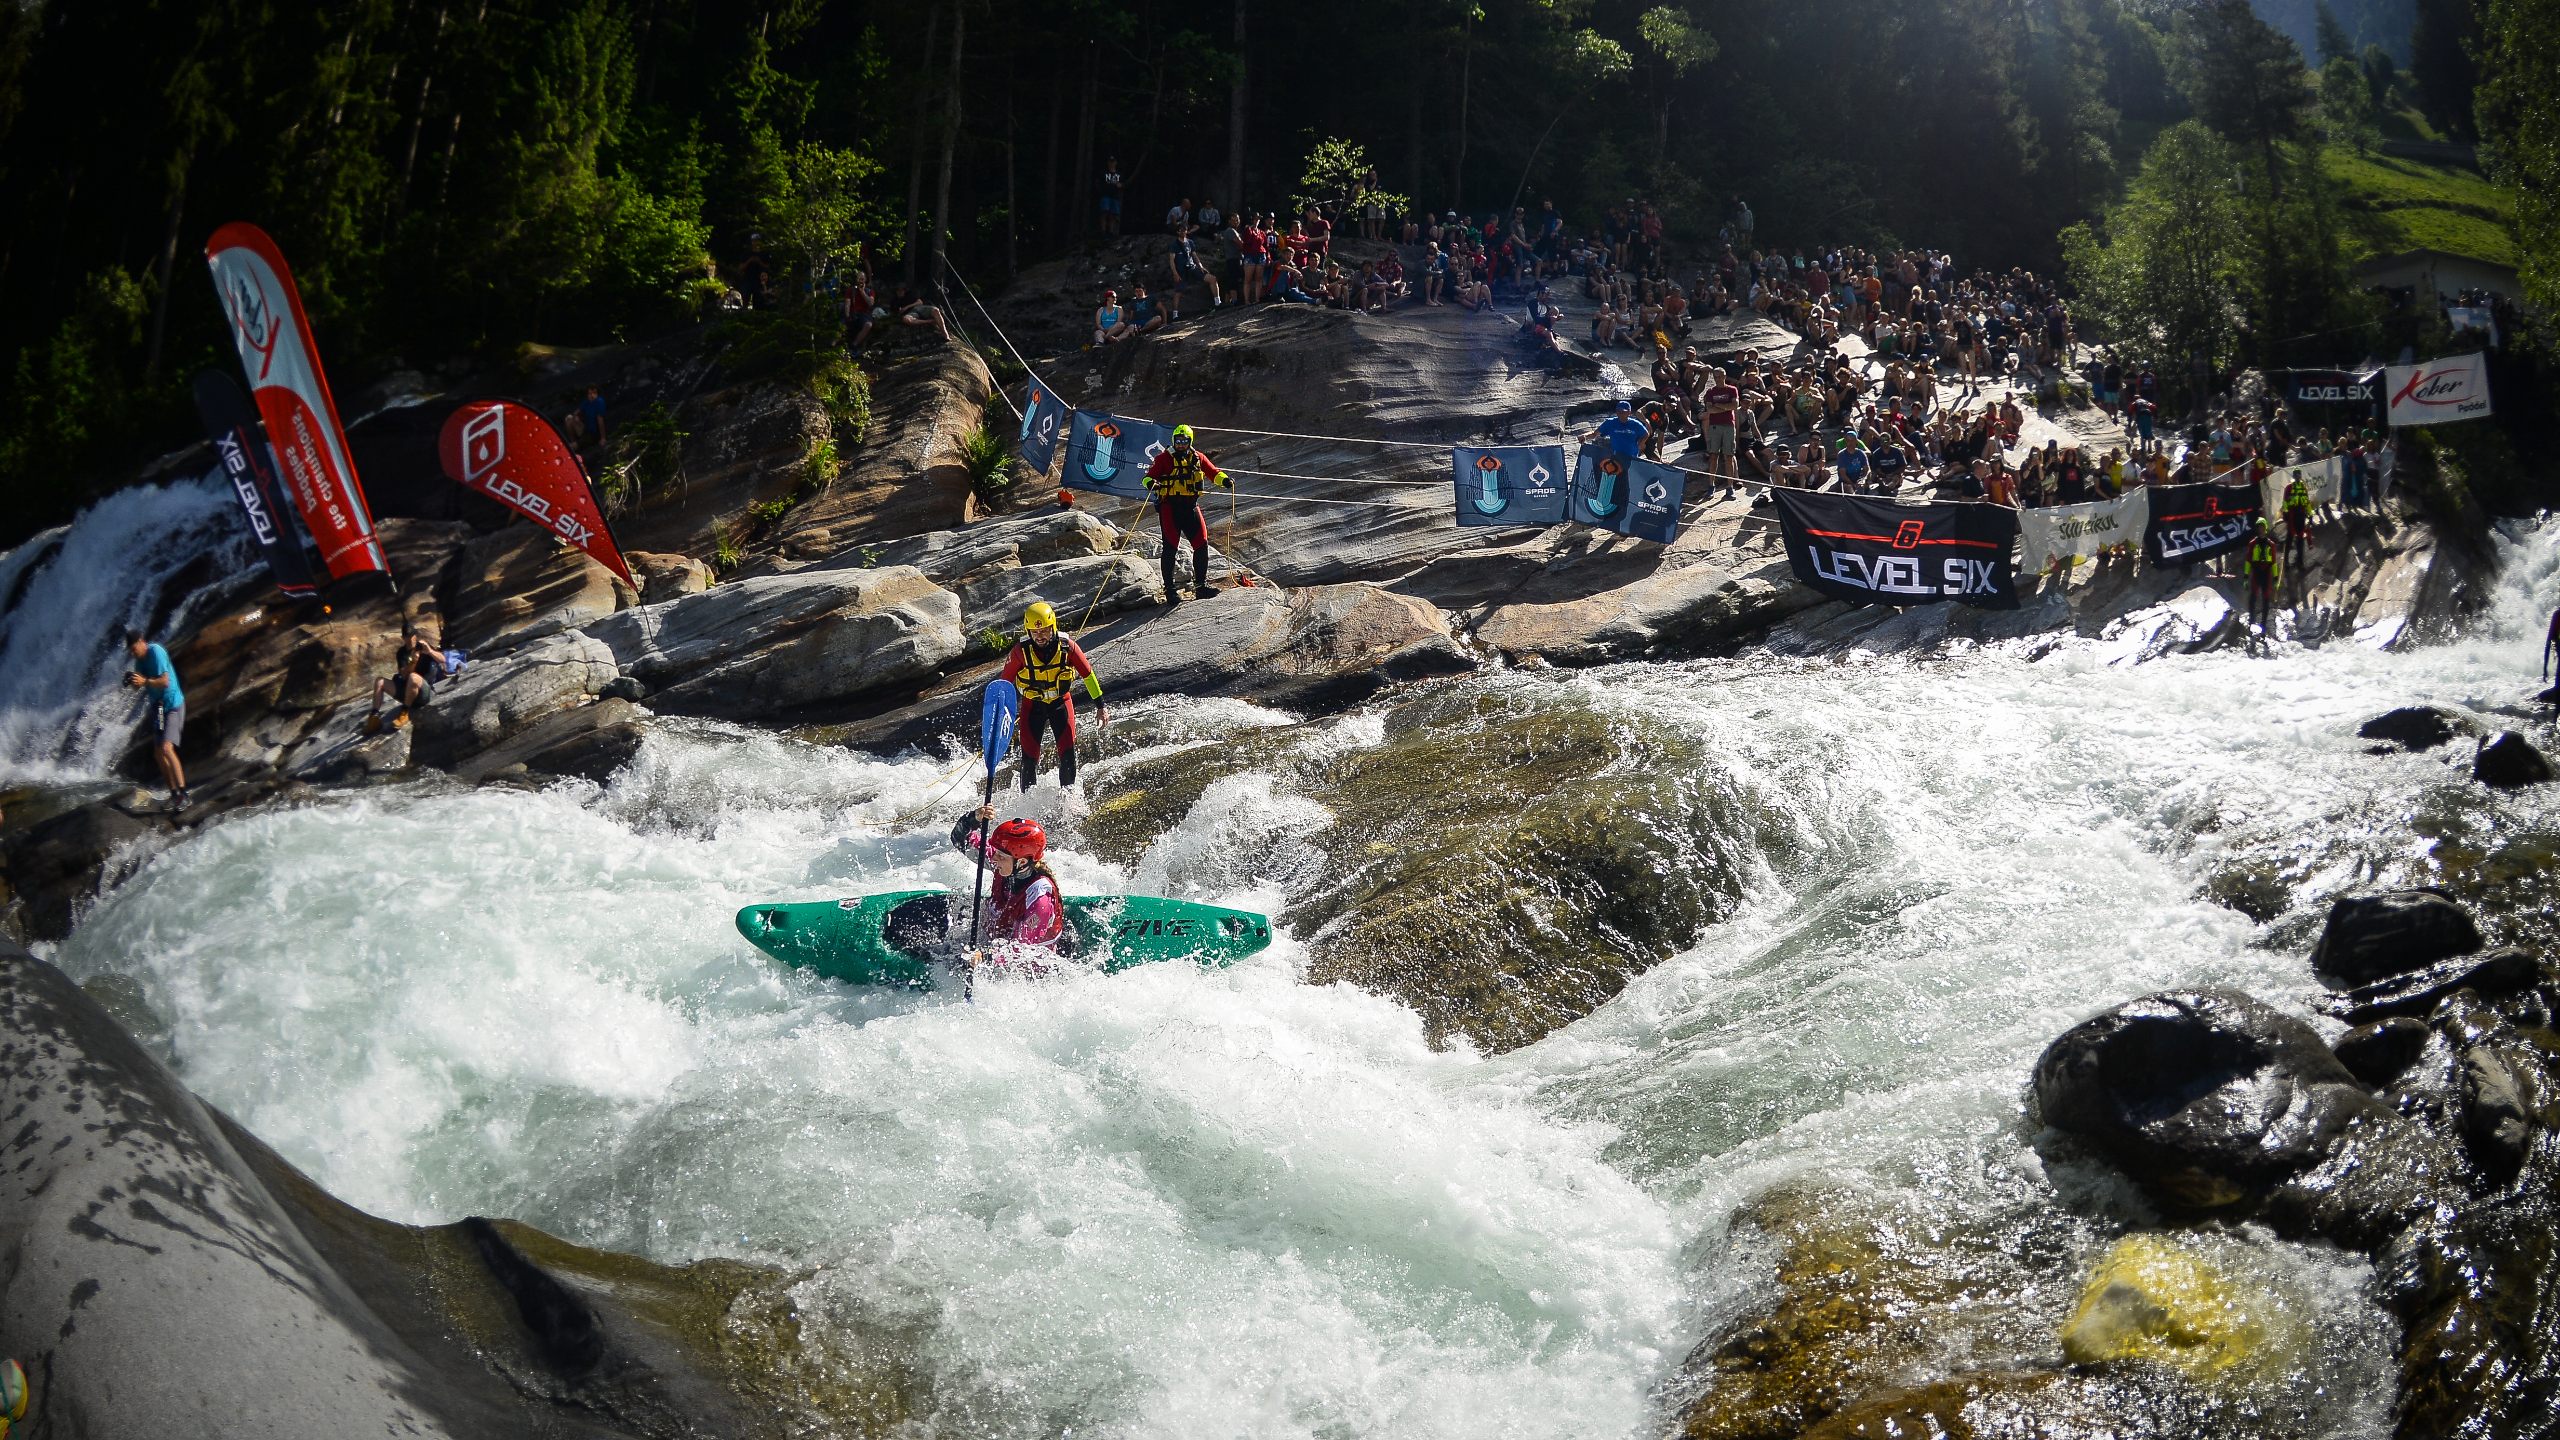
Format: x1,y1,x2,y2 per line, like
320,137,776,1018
1074,500,1150,635
1186,424,1449,449
844,755,978,828
1219,463,1447,488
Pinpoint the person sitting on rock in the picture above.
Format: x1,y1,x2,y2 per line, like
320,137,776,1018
891,285,952,343
1143,424,1229,601
1125,282,1169,338
949,807,1066,970
367,621,446,733
121,626,187,811
1000,601,1108,791
1166,225,1223,312
1094,289,1130,345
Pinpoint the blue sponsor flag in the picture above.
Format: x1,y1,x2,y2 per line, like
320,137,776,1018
1019,379,1070,475
1569,446,1632,530
1066,410,1169,498
1568,446,1685,542
1451,445,1569,528
1617,456,1687,543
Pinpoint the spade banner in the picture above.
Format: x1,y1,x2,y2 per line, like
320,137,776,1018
1019,378,1070,475
1065,410,1169,498
1451,445,1569,527
1569,449,1689,543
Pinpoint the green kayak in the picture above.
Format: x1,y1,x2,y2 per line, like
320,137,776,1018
736,890,1273,988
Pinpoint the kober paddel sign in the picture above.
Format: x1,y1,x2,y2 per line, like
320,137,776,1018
1771,490,2020,610
2384,352,2492,427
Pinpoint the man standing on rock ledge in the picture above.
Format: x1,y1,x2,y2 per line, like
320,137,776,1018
1144,424,1229,602
121,627,187,811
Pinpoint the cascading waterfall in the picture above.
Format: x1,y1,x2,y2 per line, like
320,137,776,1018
30,518,2560,1436
0,474,255,785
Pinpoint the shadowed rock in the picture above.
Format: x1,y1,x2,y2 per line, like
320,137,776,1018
2334,1016,2434,1086
2474,731,2555,789
2309,889,2484,987
0,940,921,1437
2358,705,2471,751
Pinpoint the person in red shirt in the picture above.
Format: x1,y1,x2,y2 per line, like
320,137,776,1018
1143,423,1230,601
1700,368,1742,496
1000,600,1108,790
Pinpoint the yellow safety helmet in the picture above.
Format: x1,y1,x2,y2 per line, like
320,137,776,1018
1023,600,1059,632
1171,424,1195,446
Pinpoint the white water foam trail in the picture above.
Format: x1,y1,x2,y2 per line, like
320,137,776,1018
0,474,255,784
45,521,2560,1436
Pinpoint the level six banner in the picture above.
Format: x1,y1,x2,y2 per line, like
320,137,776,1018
2144,482,2260,565
189,370,319,598
1452,446,1568,527
1771,490,2019,609
436,401,636,587
204,221,388,583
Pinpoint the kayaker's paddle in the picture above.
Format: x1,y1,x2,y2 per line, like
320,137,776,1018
965,679,1020,1000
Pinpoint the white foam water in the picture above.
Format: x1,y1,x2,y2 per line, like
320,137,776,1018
45,519,2560,1435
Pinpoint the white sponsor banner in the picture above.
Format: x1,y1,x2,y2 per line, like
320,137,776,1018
2019,487,2148,572
2386,352,2493,426
2261,456,2340,518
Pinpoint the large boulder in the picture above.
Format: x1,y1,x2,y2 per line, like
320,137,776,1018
2308,889,2484,987
2472,731,2554,789
586,566,964,717
0,941,898,1438
1,802,156,940
2032,988,2386,1212
411,632,620,765
1474,554,1817,665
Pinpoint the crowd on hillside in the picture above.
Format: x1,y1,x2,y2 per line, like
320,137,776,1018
1053,170,2406,529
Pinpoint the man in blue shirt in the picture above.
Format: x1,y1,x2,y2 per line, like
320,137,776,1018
578,386,609,453
1585,399,1649,460
122,627,188,811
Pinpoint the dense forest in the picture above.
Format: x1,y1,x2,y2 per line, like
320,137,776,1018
0,0,2546,542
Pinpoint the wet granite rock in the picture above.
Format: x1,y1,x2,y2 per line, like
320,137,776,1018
2473,731,2555,789
2309,889,2484,988
2334,1016,2434,1086
2032,987,2389,1213
2322,947,2545,1026
2358,705,2472,751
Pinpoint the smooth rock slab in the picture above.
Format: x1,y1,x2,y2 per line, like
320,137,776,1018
587,567,965,717
412,631,621,766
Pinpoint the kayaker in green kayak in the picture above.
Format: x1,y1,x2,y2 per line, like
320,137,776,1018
950,805,1065,965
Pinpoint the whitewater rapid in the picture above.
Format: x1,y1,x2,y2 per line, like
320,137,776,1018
33,516,2560,1436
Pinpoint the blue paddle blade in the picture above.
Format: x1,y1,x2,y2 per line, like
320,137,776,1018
981,680,1020,772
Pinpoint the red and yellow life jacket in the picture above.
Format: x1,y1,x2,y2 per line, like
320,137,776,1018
1017,638,1081,703
1152,449,1214,499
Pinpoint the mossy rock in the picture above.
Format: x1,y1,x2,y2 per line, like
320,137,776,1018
1289,682,1764,1052
2058,1234,2309,1384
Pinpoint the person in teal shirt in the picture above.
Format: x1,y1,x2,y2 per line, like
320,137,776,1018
122,627,187,811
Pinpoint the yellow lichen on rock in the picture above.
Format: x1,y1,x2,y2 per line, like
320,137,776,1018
2060,1235,2274,1379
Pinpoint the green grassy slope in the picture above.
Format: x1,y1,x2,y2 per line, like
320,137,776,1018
2323,146,2517,267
